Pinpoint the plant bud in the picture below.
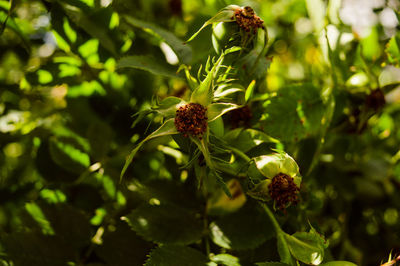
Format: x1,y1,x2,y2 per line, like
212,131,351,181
268,173,300,211
174,103,208,138
247,153,302,211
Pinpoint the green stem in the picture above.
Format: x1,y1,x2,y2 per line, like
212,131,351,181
230,147,251,162
260,203,294,265
260,202,282,233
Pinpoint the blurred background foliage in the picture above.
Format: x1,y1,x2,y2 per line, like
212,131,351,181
0,0,399,265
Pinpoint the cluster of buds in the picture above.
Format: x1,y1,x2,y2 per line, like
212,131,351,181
174,103,208,138
268,173,300,211
233,6,265,34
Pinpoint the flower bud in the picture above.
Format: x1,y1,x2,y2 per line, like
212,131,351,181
247,153,302,211
174,103,208,138
268,173,300,211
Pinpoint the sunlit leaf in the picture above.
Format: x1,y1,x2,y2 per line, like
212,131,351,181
186,5,239,43
117,55,180,78
260,84,325,142
207,179,246,215
123,15,192,64
62,3,118,55
386,32,400,66
49,136,90,174
153,96,186,118
213,83,245,102
190,53,226,106
284,226,328,265
361,26,381,61
25,203,55,235
211,254,241,266
208,103,241,122
253,153,300,181
68,80,105,97
224,128,279,153
245,80,256,103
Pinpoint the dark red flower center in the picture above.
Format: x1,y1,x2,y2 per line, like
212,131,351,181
174,103,207,138
234,6,265,34
268,173,300,211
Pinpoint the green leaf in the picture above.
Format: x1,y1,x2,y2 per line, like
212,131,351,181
284,227,328,265
319,262,357,266
124,204,203,245
277,231,295,265
2,232,75,266
87,121,113,160
129,179,201,210
191,48,241,106
361,26,381,61
25,203,55,235
256,262,291,266
49,136,90,174
123,15,192,64
153,96,186,118
209,202,275,250
211,254,241,266
39,203,92,249
62,4,118,56
117,55,179,78
386,32,400,67
224,128,279,153
214,83,245,102
209,116,224,137
120,118,178,180
95,221,153,266
0,13,30,50
245,80,256,103
190,136,232,197
253,153,300,181
145,245,210,266
177,64,198,89
185,5,239,43
261,84,325,142
208,103,240,122
190,58,221,106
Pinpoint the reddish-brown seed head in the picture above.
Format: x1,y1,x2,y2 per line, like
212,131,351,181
268,173,300,211
174,103,208,138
